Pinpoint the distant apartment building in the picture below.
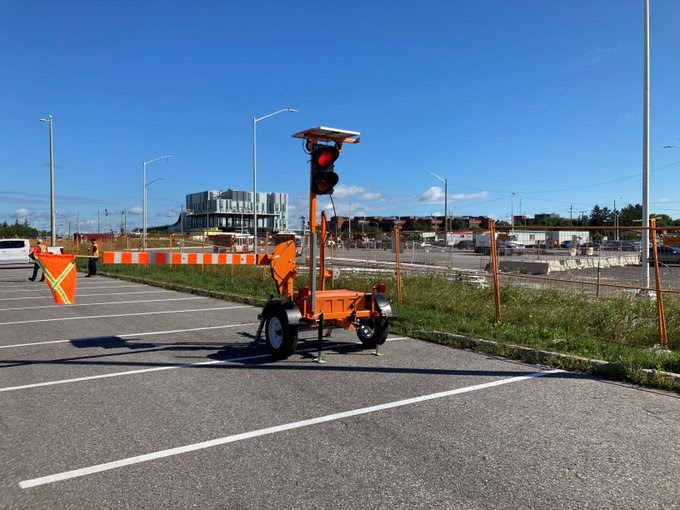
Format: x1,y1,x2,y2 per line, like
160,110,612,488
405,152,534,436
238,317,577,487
185,189,288,233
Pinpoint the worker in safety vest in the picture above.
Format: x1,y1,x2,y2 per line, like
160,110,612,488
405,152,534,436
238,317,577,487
86,239,98,277
28,239,46,282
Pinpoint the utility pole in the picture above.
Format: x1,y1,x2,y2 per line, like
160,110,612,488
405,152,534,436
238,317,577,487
511,192,515,231
97,209,100,234
570,205,573,222
614,199,618,241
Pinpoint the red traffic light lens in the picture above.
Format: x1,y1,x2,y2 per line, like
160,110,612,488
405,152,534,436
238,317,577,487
313,145,339,168
318,150,335,167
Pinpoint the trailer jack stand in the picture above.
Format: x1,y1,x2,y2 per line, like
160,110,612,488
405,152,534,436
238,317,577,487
314,313,325,364
251,314,266,346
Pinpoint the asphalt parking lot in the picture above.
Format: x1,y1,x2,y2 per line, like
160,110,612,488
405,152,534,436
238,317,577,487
1,266,679,509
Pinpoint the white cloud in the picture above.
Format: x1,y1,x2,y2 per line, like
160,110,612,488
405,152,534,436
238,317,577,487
333,184,364,199
361,192,382,201
157,208,182,218
418,187,445,202
15,208,31,217
128,206,143,215
419,187,489,203
658,198,669,203
451,191,489,200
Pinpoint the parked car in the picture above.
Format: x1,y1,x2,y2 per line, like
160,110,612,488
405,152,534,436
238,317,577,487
0,238,31,265
650,246,680,266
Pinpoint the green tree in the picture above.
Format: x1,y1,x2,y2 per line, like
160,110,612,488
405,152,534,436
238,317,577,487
618,204,642,226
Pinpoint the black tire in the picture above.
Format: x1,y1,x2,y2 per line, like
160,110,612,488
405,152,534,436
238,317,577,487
356,318,389,349
265,311,298,359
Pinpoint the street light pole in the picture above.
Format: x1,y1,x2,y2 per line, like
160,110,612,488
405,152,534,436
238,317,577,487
39,115,56,245
641,0,650,289
429,172,448,236
252,107,297,256
348,202,352,239
142,155,173,250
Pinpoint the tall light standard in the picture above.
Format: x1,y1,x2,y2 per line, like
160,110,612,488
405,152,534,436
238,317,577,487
613,196,623,241
429,172,448,234
142,155,173,250
39,115,56,245
641,0,650,289
252,107,297,255
348,202,352,239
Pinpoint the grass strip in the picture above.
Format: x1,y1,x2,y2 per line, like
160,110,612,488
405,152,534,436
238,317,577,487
84,260,680,392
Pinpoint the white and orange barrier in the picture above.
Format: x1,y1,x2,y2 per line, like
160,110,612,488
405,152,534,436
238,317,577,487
102,252,267,266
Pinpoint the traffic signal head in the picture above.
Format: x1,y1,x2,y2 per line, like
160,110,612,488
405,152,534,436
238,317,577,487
310,144,339,195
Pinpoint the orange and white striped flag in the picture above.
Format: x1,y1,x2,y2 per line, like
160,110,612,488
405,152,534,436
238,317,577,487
35,254,78,305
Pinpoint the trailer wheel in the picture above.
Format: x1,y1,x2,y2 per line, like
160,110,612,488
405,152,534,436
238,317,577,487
356,318,389,349
265,313,298,359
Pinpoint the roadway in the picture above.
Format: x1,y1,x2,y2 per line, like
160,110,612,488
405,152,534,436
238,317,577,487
0,267,678,509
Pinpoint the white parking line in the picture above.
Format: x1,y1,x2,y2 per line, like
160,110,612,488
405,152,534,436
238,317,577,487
0,296,204,311
0,284,145,294
19,368,561,488
0,338,407,392
0,305,252,326
0,290,171,301
0,323,259,350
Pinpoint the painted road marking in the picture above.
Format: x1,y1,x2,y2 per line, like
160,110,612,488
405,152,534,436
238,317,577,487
0,284,145,294
19,368,561,489
0,323,259,350
0,296,205,311
0,290,171,301
0,338,407,392
0,305,252,326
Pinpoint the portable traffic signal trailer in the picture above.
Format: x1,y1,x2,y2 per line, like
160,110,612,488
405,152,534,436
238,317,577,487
101,126,392,361
256,126,393,360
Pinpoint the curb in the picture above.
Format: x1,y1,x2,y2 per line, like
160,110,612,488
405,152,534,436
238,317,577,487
412,329,680,392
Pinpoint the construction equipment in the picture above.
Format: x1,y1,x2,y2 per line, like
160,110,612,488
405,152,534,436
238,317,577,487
103,126,392,360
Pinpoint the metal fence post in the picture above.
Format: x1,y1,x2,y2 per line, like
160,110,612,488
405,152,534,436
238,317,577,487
650,218,668,347
394,226,403,303
489,220,502,321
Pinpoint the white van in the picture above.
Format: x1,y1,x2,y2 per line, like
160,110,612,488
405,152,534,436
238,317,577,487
0,239,31,265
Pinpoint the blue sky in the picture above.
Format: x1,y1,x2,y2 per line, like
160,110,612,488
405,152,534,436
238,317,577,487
1,0,680,233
